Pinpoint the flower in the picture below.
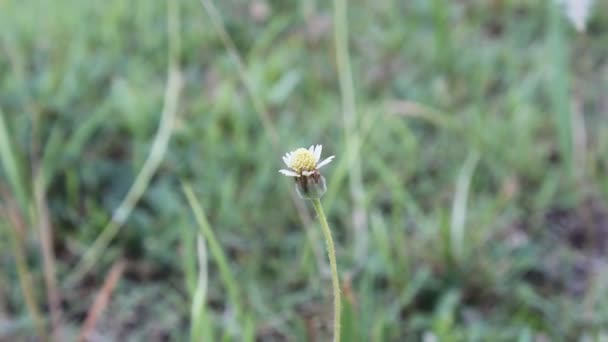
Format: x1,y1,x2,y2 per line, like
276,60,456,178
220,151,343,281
279,145,334,178
279,144,334,199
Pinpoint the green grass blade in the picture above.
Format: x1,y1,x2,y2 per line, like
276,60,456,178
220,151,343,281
450,151,480,263
332,0,369,266
190,234,214,342
0,108,28,212
182,183,242,336
548,0,574,180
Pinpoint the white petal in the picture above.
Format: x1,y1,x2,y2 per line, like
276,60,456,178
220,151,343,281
316,155,334,169
302,170,315,176
308,145,315,153
283,152,293,166
279,169,299,177
314,145,322,162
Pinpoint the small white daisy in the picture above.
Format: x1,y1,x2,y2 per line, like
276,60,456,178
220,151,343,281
279,144,335,178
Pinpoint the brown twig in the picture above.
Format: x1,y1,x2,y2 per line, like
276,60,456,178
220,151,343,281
77,260,126,342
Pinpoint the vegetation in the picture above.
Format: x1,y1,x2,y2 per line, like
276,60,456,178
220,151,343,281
1,0,608,340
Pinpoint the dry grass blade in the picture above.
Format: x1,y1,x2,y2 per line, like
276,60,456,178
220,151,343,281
77,260,126,342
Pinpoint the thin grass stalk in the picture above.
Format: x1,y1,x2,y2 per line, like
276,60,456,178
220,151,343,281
9,231,46,339
549,0,574,181
331,0,368,265
31,109,63,340
449,151,480,263
182,221,197,296
182,183,242,336
33,175,62,339
0,110,28,214
323,106,380,210
2,216,46,340
432,0,452,72
0,107,49,341
190,234,212,342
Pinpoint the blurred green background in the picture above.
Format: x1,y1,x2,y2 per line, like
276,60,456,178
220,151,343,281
1,0,608,340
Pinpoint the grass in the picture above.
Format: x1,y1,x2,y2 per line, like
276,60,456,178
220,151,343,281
1,0,608,340
64,0,184,289
183,182,244,340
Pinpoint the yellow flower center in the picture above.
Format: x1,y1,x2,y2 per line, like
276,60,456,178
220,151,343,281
289,148,317,173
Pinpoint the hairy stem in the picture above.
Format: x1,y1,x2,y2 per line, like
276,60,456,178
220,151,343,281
311,198,340,342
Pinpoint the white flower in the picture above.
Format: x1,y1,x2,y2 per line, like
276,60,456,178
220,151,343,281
562,0,594,32
279,144,335,177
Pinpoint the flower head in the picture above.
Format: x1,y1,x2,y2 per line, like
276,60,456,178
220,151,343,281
279,144,334,178
280,144,334,199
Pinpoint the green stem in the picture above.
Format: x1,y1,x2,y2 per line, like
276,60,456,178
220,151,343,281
5,224,46,339
311,198,341,342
